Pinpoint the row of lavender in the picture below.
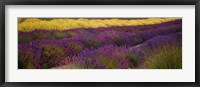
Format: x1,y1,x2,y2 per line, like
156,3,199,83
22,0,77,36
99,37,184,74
18,20,182,69
18,20,181,43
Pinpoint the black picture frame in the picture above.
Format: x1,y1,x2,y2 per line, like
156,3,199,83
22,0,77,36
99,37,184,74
0,0,199,87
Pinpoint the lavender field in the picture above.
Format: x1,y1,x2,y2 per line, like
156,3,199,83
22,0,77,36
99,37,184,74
18,18,182,69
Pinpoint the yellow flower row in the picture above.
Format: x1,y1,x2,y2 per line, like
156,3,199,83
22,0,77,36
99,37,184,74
18,18,181,32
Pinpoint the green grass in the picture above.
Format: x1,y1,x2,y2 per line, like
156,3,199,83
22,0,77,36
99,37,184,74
144,44,182,69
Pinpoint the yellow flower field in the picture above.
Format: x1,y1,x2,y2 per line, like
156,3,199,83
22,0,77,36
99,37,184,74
18,18,181,32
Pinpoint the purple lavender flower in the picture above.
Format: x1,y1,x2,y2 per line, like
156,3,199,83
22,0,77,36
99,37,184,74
77,45,133,69
130,32,182,56
98,30,134,46
26,39,73,68
18,44,42,69
72,32,102,48
18,19,182,69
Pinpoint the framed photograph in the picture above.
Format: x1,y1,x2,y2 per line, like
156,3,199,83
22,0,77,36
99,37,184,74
0,0,199,87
